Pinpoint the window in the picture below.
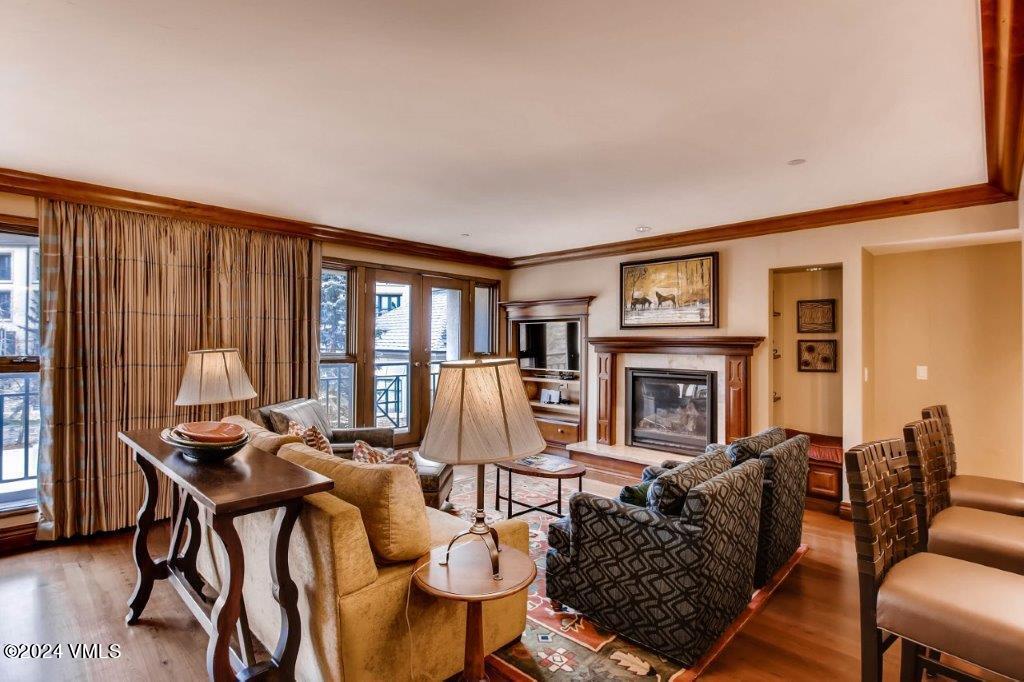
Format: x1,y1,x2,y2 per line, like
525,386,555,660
0,232,40,511
473,284,496,354
375,292,402,316
318,267,354,428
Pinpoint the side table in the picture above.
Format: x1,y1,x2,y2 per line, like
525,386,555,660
495,456,586,518
413,541,536,682
119,429,333,681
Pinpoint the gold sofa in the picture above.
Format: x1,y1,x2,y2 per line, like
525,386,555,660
196,416,529,681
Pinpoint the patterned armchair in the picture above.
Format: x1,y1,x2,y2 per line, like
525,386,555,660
661,428,809,587
546,455,764,666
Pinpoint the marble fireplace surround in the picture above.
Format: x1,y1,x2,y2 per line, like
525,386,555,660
589,336,765,448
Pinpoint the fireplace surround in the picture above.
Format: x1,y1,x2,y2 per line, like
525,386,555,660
626,368,716,455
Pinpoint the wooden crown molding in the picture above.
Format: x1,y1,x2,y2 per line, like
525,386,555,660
0,167,513,270
500,296,596,319
510,184,1011,268
588,335,765,356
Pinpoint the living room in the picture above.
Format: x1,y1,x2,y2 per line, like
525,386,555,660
1,2,1023,681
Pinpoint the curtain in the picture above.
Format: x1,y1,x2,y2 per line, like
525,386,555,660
35,199,321,540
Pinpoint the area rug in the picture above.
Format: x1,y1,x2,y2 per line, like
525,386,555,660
447,469,807,681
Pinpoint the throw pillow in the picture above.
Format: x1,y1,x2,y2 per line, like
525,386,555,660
287,420,332,454
618,481,652,506
278,443,430,562
352,440,418,475
724,426,788,464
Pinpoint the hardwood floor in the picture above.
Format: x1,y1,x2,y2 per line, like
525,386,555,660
0,470,993,681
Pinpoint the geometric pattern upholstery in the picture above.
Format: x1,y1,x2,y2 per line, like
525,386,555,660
752,435,809,587
546,458,764,666
725,426,788,464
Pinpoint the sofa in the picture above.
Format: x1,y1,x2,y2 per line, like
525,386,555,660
659,427,809,587
545,448,765,666
249,397,454,508
196,415,529,682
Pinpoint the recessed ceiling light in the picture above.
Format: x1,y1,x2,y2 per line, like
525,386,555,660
787,158,807,166
635,225,653,234
460,233,470,237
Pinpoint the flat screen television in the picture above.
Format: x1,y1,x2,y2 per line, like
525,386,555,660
517,321,580,371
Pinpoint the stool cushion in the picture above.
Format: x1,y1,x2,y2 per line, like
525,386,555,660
928,506,1024,575
951,474,1024,516
877,552,1024,681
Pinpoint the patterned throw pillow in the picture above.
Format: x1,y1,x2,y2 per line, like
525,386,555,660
724,426,788,464
352,440,418,475
618,481,652,506
287,420,332,454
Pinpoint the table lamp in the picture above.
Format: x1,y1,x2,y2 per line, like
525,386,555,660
419,358,545,580
175,348,258,408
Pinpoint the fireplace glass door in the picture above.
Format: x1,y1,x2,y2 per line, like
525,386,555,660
626,369,716,455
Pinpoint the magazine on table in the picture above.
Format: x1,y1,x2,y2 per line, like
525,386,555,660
515,454,575,472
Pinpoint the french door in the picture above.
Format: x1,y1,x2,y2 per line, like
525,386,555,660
364,269,469,446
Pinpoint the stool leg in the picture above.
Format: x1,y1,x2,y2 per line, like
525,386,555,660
900,639,922,682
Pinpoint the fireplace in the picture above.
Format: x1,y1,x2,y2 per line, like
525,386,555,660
625,368,716,455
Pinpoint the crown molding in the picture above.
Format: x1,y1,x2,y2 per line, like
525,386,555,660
0,167,513,270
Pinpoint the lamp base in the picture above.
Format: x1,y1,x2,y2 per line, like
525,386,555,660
439,464,503,579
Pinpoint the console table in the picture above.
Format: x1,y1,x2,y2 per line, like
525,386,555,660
119,429,333,681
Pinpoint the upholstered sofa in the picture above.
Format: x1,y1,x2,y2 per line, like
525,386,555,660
196,416,529,682
250,398,454,508
546,449,764,666
660,427,809,587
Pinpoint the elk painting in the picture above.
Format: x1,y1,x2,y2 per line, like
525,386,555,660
620,252,718,328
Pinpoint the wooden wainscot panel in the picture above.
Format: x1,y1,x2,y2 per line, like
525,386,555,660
596,352,615,445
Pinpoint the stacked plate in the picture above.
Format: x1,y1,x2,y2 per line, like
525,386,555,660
160,421,250,463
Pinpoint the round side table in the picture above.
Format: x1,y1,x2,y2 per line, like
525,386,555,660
413,540,536,682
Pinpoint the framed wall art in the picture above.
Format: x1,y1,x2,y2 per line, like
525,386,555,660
796,298,836,333
797,339,838,373
620,252,718,329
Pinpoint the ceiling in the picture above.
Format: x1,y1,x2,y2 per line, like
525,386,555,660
0,1,988,258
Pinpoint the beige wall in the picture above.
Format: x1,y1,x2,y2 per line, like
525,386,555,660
0,191,35,217
508,201,1020,472
770,268,843,436
867,242,1023,480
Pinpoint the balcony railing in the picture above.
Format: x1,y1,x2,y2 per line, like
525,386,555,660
0,373,40,505
375,361,408,429
317,364,354,429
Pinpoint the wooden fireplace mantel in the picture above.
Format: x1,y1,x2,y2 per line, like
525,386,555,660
589,335,765,446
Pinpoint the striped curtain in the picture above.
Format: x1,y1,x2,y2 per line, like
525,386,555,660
35,199,321,540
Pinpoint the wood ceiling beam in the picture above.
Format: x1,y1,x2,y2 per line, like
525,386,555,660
0,167,513,270
983,0,1024,194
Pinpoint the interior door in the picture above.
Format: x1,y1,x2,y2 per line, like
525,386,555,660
421,277,470,421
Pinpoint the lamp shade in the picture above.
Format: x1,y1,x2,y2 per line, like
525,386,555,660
419,358,545,465
174,348,258,406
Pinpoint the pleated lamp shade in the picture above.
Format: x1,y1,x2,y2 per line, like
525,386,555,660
420,358,545,465
174,348,258,406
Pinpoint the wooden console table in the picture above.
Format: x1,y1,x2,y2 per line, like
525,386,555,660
119,429,333,681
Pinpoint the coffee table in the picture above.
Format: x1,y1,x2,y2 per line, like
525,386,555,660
495,455,586,518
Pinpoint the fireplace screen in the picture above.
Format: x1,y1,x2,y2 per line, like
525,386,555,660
626,369,716,455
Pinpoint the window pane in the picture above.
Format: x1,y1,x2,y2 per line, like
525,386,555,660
320,269,348,355
317,363,355,428
473,285,495,354
374,281,411,430
0,234,40,357
430,287,462,402
0,373,40,507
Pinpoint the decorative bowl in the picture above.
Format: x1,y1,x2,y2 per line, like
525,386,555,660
160,428,250,463
175,421,245,443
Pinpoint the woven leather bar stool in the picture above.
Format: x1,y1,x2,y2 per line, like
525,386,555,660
921,404,1024,517
846,438,1024,681
903,418,1024,575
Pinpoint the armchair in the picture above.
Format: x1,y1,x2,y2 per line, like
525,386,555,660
546,456,764,666
251,398,453,508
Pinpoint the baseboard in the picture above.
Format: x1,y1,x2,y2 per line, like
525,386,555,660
837,502,852,521
0,519,37,555
804,497,840,515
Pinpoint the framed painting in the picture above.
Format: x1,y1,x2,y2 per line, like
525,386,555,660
797,339,838,373
797,298,836,333
620,252,718,328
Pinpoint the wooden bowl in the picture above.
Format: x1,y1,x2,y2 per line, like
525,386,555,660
160,428,250,463
175,421,245,443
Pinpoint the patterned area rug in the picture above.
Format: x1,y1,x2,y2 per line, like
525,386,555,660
447,468,807,681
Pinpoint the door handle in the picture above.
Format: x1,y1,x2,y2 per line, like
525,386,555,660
414,362,422,367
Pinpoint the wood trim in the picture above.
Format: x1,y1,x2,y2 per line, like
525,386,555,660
0,518,37,555
500,297,596,320
510,184,1011,267
0,213,38,235
595,352,615,445
0,167,513,270
589,335,765,356
725,355,750,442
983,0,1024,194
323,255,502,286
838,501,852,521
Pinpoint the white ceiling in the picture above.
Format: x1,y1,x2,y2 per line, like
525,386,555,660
0,1,988,258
